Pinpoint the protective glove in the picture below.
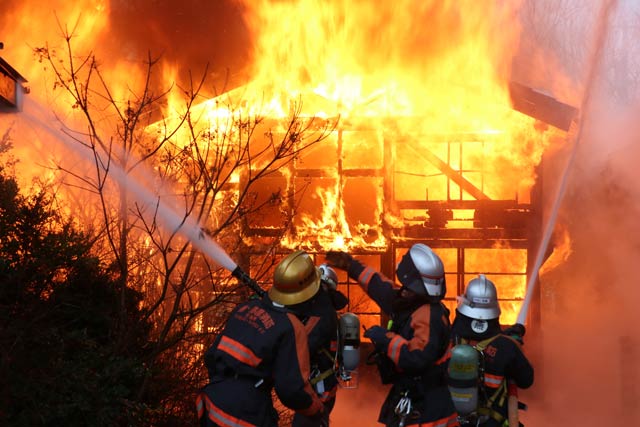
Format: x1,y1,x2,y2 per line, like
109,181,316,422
364,325,390,352
303,397,326,421
503,323,526,344
325,251,353,271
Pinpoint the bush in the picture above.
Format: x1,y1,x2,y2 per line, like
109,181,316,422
0,168,156,427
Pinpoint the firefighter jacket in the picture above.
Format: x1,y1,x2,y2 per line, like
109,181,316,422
290,286,348,427
347,259,460,427
198,295,323,427
451,312,534,427
294,287,348,401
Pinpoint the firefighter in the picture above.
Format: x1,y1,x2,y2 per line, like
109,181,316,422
197,250,324,427
326,244,460,427
291,263,349,427
449,274,534,427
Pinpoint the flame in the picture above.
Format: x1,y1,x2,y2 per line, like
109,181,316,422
285,183,353,250
3,0,576,329
222,0,554,247
281,181,386,251
238,0,527,124
539,224,572,276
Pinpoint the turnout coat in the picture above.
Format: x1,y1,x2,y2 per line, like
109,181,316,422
198,295,323,427
450,313,534,427
347,259,460,427
291,286,348,427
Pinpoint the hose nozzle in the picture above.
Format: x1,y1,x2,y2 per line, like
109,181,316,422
231,266,266,297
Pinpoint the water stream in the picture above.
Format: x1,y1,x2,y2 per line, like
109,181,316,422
517,0,617,325
18,97,239,273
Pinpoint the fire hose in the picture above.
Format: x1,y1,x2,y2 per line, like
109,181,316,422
231,265,266,297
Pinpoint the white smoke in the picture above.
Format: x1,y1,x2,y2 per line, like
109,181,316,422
517,0,640,425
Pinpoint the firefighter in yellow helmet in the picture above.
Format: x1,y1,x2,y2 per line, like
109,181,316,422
197,250,324,427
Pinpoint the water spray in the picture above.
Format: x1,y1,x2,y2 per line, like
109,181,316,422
517,0,618,325
20,98,265,296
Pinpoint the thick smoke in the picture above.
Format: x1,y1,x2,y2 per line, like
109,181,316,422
0,0,253,95
100,0,252,92
517,0,640,425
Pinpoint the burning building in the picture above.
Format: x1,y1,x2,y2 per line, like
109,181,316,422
8,0,640,425
1,0,579,332
169,40,578,424
186,79,578,336
166,0,580,334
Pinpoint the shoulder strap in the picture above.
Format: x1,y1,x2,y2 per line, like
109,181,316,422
474,335,509,424
459,334,500,349
501,333,524,348
477,381,508,425
310,347,337,385
474,334,501,351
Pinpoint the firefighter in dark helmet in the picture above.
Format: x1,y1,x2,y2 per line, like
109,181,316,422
290,263,350,427
326,244,459,427
448,275,534,427
197,250,324,427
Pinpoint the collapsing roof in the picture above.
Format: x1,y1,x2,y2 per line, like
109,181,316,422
508,81,578,132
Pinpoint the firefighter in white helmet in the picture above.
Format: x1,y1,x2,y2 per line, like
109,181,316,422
326,244,459,427
448,275,534,427
198,250,324,427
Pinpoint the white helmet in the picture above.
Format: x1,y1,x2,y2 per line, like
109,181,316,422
318,263,338,290
396,243,446,298
457,274,501,320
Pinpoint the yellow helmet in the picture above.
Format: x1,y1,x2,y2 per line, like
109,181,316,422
269,250,321,305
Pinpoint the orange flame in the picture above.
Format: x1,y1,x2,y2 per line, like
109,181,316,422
3,0,574,326
222,0,553,252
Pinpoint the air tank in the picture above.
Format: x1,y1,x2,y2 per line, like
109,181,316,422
338,312,360,372
447,343,480,415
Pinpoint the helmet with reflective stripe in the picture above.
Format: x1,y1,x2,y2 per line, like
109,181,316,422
457,274,501,320
396,243,446,298
269,250,321,305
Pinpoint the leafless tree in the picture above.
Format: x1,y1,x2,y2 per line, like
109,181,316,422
34,21,338,421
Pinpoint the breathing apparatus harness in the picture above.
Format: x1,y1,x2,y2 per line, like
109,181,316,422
309,267,360,392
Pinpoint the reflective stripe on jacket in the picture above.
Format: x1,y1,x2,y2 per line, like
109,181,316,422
347,259,458,427
201,296,323,427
